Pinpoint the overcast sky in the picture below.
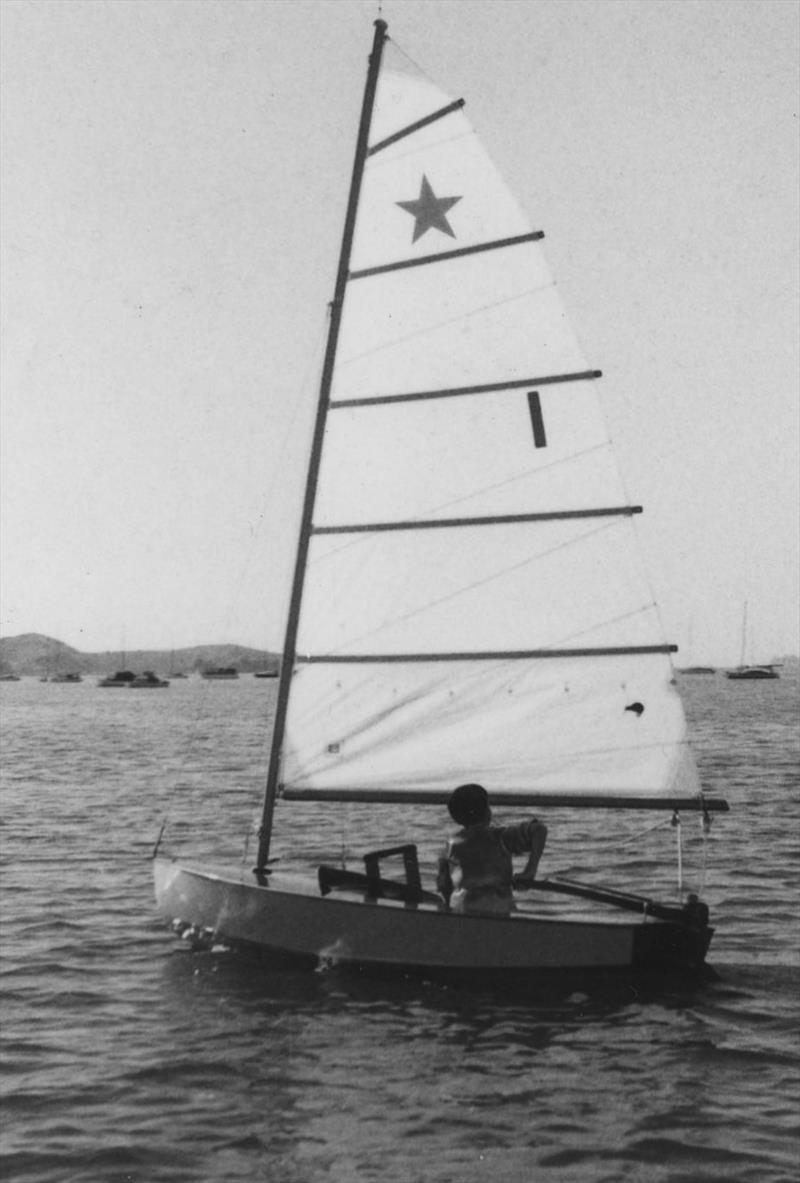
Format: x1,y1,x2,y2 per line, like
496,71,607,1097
2,0,798,665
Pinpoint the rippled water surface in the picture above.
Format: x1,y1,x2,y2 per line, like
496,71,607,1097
2,673,798,1182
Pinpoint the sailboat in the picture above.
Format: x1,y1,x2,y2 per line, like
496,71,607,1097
154,21,728,980
726,604,779,680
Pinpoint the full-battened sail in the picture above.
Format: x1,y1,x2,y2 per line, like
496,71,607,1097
279,39,700,804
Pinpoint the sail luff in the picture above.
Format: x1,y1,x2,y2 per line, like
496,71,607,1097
255,19,389,873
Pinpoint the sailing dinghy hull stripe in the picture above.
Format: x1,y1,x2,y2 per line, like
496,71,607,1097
312,506,643,534
367,98,466,156
279,789,729,811
297,645,677,662
331,369,602,408
349,231,545,280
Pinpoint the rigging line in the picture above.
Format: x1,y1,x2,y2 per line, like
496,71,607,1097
673,812,684,894
384,30,442,90
698,810,711,895
605,815,674,848
302,519,625,657
335,279,564,370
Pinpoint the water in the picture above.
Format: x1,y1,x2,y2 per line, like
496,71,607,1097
1,673,798,1182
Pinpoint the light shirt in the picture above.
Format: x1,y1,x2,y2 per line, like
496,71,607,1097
438,819,541,915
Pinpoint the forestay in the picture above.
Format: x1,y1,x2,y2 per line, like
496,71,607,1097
280,42,701,804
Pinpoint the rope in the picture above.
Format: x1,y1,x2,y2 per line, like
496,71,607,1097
604,813,673,849
698,808,712,894
672,810,683,894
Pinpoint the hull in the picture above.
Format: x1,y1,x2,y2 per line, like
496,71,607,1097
98,671,136,687
726,667,779,680
154,859,713,978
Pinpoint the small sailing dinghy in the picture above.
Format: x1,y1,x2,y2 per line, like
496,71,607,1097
154,21,728,980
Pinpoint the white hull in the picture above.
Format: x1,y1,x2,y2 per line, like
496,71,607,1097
154,858,712,978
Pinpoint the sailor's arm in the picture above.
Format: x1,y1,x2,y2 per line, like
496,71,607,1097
502,818,548,884
436,845,454,905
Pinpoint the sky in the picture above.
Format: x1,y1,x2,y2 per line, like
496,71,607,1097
1,0,798,665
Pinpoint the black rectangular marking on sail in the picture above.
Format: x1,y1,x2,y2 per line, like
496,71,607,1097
368,98,465,156
528,391,547,447
298,645,677,662
349,231,544,281
312,506,642,535
332,369,602,409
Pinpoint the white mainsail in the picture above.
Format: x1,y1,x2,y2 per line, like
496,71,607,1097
281,46,700,802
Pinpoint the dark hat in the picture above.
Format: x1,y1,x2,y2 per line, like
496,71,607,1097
448,783,489,826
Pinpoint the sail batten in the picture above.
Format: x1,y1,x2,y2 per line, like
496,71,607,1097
331,369,602,408
312,506,643,534
368,98,466,156
298,646,677,662
349,230,545,279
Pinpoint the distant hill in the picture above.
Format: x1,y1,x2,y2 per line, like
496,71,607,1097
0,633,279,677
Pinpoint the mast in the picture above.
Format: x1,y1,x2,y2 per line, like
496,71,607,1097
256,19,389,874
739,600,748,667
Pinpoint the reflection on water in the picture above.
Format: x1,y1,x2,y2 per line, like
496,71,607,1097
1,674,798,1182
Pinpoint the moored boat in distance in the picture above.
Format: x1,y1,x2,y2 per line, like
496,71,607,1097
0,673,21,681
129,671,170,688
726,664,779,681
726,603,779,680
48,672,83,683
678,666,716,675
98,670,136,687
201,667,239,680
154,19,728,983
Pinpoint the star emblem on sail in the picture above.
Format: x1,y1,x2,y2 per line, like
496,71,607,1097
397,175,462,242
